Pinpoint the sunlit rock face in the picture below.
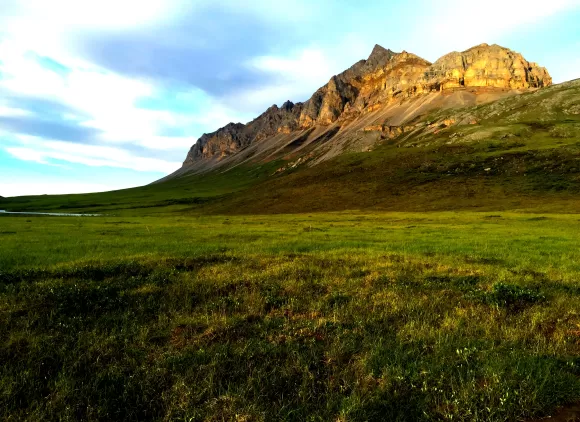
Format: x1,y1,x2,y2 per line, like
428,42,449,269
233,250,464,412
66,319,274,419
422,44,552,91
183,43,552,166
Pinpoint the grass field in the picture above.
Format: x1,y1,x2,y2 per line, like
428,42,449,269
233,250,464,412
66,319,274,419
1,81,579,420
2,211,580,421
0,159,283,216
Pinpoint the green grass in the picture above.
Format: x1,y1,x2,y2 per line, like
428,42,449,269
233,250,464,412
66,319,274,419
2,212,580,420
0,160,282,216
1,81,580,421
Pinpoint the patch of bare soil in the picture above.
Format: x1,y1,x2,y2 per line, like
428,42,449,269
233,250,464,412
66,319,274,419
529,404,580,422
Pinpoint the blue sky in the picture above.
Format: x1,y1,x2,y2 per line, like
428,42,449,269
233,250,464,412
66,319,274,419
0,0,579,197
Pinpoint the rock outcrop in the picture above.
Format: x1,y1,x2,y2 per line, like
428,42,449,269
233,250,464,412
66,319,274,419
421,43,552,91
184,101,303,165
183,43,551,167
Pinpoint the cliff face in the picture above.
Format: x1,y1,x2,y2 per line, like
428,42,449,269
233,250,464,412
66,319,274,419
183,43,551,167
423,43,552,91
183,101,303,165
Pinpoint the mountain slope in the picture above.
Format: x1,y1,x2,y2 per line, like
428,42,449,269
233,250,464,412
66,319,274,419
172,43,551,179
3,79,577,216
197,79,580,214
4,47,578,217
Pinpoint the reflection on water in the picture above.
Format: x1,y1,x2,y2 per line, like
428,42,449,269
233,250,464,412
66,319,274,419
0,210,101,217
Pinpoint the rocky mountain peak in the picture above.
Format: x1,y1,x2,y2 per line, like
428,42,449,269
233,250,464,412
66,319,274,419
181,43,552,171
281,100,295,111
367,44,395,63
428,43,552,90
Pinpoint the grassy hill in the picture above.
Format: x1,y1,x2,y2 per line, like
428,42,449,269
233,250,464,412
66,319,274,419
0,160,282,215
205,80,580,214
3,80,579,216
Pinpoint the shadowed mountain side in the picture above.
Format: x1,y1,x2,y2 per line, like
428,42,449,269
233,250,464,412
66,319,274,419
161,87,524,182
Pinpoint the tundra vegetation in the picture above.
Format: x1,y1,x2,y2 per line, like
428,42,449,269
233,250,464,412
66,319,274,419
1,212,580,421
1,72,579,422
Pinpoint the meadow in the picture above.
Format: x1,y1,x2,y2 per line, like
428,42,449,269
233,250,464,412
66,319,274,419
1,211,580,421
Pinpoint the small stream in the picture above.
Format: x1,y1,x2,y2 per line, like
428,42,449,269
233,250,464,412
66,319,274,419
0,210,101,217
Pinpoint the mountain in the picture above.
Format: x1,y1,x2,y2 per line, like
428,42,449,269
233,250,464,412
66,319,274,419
6,43,577,217
172,43,551,178
197,78,579,214
3,78,578,215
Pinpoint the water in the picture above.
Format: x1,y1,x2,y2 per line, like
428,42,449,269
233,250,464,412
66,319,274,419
0,210,101,217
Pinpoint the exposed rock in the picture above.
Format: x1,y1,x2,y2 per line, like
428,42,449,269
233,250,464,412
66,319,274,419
299,46,398,128
362,124,416,139
352,51,432,111
421,44,551,90
182,43,552,169
184,101,303,165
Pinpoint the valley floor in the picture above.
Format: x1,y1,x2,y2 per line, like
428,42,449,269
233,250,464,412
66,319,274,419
1,212,580,421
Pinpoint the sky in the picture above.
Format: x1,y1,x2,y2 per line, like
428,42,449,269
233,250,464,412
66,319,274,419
0,0,579,197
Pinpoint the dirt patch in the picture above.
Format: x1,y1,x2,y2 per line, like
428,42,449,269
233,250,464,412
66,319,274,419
528,404,580,422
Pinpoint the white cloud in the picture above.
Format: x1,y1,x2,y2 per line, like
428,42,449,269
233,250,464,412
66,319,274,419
0,41,66,98
4,147,48,164
188,101,253,128
3,0,175,31
0,35,257,173
0,0,182,74
5,137,181,173
0,41,154,130
0,106,31,117
0,181,134,197
249,49,333,83
546,41,580,83
136,136,198,151
404,0,580,58
234,48,335,110
0,39,210,172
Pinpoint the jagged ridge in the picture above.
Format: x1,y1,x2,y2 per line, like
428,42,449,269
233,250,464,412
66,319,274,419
183,43,551,168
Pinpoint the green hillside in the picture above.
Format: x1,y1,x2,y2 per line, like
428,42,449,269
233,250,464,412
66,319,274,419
3,80,579,216
0,160,282,215
207,80,580,214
